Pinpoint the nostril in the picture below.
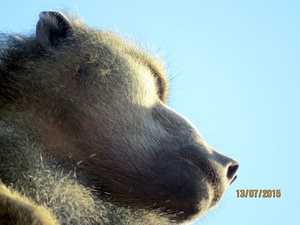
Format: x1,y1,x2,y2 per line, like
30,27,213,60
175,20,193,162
227,162,239,185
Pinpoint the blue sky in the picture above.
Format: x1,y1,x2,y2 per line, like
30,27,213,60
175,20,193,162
1,1,298,224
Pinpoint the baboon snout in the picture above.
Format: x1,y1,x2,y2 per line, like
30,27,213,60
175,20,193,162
227,160,239,185
175,144,239,188
153,103,239,187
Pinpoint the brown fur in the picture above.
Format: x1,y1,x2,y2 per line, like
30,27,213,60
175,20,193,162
0,12,238,224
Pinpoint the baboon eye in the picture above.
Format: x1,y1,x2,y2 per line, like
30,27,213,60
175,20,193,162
149,66,169,103
155,75,167,101
75,66,90,84
78,67,89,77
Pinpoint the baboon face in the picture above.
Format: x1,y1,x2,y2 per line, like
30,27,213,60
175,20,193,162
1,12,238,223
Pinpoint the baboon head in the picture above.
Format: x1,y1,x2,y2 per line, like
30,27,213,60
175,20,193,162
0,12,238,223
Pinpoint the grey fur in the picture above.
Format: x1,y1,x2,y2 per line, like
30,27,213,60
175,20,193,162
0,12,238,224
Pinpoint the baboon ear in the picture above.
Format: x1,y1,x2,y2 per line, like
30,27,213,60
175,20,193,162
36,11,72,49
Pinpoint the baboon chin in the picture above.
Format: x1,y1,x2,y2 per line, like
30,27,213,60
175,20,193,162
0,11,238,224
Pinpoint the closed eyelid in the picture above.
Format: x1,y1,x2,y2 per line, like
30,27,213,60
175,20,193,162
148,65,169,103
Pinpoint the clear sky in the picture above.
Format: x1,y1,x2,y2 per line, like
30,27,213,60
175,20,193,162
1,1,298,224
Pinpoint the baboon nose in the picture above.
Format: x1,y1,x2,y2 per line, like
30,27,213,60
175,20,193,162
227,161,239,185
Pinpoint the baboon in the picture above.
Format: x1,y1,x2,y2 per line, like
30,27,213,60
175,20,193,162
0,12,239,224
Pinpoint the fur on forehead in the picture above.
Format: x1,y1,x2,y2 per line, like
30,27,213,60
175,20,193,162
0,12,169,107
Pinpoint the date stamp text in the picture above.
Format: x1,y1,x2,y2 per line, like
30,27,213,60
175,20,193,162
236,189,281,198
